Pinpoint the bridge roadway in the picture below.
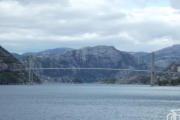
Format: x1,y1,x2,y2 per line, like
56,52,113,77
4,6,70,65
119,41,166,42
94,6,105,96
13,67,178,74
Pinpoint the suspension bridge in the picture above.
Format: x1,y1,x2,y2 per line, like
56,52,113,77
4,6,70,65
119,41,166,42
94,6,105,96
2,52,178,85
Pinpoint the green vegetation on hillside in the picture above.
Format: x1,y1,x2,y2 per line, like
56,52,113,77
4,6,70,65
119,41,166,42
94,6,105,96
99,78,117,84
0,46,41,85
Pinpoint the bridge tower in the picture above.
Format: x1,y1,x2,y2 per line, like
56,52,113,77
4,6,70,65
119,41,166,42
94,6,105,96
151,52,155,86
28,55,33,84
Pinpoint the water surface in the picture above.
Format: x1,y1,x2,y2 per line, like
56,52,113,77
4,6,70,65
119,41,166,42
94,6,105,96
0,84,180,120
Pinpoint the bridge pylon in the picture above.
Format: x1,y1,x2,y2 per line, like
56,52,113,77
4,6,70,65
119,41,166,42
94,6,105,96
151,52,155,86
28,55,33,84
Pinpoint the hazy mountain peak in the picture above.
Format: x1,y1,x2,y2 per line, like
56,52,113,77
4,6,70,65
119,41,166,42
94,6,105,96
22,47,73,57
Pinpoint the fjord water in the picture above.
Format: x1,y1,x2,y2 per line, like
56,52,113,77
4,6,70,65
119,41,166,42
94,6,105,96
0,84,180,120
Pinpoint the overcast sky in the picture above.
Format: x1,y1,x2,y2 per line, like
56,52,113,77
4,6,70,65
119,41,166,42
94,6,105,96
1,0,180,53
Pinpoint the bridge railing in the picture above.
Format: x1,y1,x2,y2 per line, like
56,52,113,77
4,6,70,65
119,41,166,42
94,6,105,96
167,110,180,120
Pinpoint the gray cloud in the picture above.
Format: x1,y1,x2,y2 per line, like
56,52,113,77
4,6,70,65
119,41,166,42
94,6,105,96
170,0,180,9
14,0,69,5
0,0,180,53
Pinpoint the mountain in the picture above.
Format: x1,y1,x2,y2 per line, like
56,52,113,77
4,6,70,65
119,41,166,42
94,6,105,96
22,48,73,57
155,45,180,68
156,62,180,86
140,45,180,69
129,52,149,57
19,46,149,83
12,53,21,58
0,46,41,84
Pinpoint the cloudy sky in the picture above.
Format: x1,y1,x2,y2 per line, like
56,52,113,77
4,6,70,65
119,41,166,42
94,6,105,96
0,0,180,53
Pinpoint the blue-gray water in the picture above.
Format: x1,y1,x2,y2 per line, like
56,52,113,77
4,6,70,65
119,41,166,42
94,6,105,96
0,84,180,120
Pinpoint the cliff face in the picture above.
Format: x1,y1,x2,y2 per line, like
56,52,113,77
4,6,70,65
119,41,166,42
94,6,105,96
0,46,40,84
20,46,149,83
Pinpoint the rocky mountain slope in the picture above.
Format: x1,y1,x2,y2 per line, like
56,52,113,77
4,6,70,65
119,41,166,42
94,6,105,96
138,45,180,69
156,62,180,86
22,48,73,57
0,46,40,84
20,46,149,83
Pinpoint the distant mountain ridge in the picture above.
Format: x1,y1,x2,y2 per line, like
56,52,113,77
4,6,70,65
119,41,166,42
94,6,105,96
21,48,73,57
15,44,180,70
129,52,149,57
